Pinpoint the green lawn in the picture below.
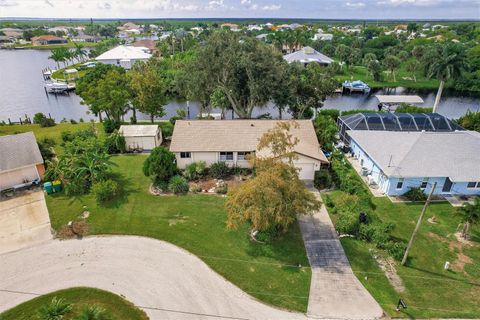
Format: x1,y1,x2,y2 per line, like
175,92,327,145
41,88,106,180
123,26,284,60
335,65,440,91
326,191,480,318
45,154,311,312
0,287,148,320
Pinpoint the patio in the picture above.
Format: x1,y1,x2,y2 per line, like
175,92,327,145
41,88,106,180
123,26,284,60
345,155,385,198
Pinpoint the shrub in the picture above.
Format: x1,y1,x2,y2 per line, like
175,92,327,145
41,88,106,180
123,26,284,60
104,130,126,154
210,162,231,179
61,127,97,143
61,130,75,142
314,168,333,190
33,112,56,127
318,109,341,121
160,123,174,138
403,187,427,201
184,161,207,181
102,118,121,134
395,103,433,113
323,194,335,209
37,137,56,164
190,183,202,193
336,210,360,235
92,179,119,203
387,241,407,261
143,147,177,185
70,119,77,124
215,185,228,194
79,118,84,123
168,175,189,194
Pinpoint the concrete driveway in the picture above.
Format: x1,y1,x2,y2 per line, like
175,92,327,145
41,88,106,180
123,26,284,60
298,190,384,319
0,236,307,320
0,190,52,254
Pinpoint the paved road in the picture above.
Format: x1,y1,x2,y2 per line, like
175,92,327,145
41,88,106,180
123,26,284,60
298,190,384,320
0,236,307,320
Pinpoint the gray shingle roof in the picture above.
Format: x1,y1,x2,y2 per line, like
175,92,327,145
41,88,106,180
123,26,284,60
348,130,480,181
283,46,333,64
0,132,43,172
170,120,328,162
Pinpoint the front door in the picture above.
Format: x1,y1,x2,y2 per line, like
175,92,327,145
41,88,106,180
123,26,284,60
442,177,453,193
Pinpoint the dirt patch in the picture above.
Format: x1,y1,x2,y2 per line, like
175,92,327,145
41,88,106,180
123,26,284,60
451,251,473,272
427,232,475,272
373,253,405,293
57,220,89,240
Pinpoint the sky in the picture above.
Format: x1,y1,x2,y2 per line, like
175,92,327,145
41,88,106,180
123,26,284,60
0,0,479,20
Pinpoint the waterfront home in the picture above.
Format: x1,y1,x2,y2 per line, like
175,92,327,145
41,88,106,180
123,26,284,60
337,112,464,143
31,35,67,46
347,130,480,196
170,120,328,180
131,40,158,55
0,132,44,191
119,125,162,151
312,33,333,41
283,46,333,65
95,45,152,69
71,34,100,43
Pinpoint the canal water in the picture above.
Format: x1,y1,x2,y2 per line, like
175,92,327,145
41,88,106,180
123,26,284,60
0,49,479,122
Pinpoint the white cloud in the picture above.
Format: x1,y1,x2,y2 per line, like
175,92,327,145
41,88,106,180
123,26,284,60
346,1,366,7
262,4,281,10
0,0,18,6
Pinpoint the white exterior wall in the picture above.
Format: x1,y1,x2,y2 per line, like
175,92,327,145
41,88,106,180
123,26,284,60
0,166,40,191
351,138,480,196
97,58,149,70
175,151,321,180
124,132,161,151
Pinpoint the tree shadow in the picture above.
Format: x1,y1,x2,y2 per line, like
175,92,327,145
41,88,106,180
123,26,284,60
98,172,134,208
406,265,480,287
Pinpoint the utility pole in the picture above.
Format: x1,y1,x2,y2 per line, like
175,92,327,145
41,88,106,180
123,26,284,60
401,182,437,266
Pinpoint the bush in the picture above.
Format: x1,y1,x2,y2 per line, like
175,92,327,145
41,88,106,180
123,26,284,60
159,122,174,138
395,103,433,113
387,241,407,261
102,118,121,134
70,119,77,124
92,179,119,203
143,147,177,185
183,161,207,181
168,175,189,194
190,183,202,193
37,137,56,164
61,126,97,143
215,185,228,194
104,130,126,154
318,109,341,121
336,210,360,235
33,112,56,127
209,162,231,179
314,168,333,190
403,187,427,201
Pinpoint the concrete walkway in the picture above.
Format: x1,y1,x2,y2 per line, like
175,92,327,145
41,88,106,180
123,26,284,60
0,236,307,320
298,190,384,319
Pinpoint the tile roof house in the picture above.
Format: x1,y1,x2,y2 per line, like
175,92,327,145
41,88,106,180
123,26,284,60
31,35,67,46
347,130,480,196
0,132,45,191
170,120,328,180
283,46,333,65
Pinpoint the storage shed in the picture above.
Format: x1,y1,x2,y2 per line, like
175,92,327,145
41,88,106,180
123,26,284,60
119,125,162,151
0,132,45,191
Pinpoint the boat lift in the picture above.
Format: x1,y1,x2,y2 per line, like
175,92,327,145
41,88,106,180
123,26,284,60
375,95,424,112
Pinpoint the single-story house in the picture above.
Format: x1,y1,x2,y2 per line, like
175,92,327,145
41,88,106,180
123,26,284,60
119,125,162,151
170,120,328,180
95,45,152,69
31,35,67,46
283,46,333,65
131,40,158,55
71,34,100,43
0,132,45,191
312,33,333,41
348,130,480,196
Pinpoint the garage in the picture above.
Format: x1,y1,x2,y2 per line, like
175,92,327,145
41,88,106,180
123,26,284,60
0,166,40,191
296,163,316,180
119,125,162,152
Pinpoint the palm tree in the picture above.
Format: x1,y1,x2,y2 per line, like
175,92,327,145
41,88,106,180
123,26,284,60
428,43,468,112
73,43,87,63
383,55,401,82
457,196,480,239
38,297,72,320
74,305,111,320
48,48,67,69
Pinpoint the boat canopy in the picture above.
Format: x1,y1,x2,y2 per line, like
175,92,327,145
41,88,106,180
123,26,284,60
375,95,424,104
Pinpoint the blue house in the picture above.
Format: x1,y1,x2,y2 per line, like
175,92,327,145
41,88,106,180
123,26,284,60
348,130,480,196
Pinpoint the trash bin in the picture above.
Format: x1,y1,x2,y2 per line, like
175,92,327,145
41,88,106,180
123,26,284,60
52,180,62,193
43,182,53,194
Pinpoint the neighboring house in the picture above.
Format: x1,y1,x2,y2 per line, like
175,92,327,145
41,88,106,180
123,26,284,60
31,35,67,46
255,33,269,41
312,33,333,41
71,34,100,42
95,45,152,69
283,46,333,65
131,39,158,54
119,125,162,151
0,132,44,191
347,130,480,196
170,120,328,180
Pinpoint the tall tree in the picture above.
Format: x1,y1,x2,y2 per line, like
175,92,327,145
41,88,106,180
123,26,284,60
383,55,401,82
48,47,69,69
129,60,168,123
457,196,480,239
188,31,285,118
335,44,351,70
427,43,468,112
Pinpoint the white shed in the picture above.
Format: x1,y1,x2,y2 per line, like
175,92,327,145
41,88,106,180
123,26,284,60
119,125,162,151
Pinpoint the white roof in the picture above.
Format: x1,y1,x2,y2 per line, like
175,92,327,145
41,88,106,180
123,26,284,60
375,95,424,104
283,46,333,64
0,132,43,172
119,125,159,137
96,45,152,61
64,68,78,74
349,130,480,181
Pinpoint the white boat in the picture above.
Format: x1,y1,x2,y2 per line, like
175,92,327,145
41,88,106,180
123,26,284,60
44,82,69,93
342,80,371,93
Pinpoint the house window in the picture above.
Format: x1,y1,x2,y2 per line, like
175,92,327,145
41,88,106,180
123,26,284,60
220,152,234,161
237,152,252,161
467,181,477,188
396,178,404,189
420,178,429,189
180,152,191,159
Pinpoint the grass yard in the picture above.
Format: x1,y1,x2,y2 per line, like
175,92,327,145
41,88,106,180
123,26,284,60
326,190,480,318
0,287,148,320
45,154,311,312
335,65,440,91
